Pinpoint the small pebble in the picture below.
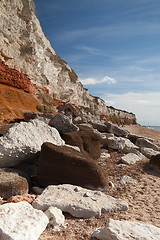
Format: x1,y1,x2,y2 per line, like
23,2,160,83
109,181,115,188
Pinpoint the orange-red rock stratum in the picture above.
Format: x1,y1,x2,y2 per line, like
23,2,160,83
0,59,39,124
0,84,38,124
0,59,37,93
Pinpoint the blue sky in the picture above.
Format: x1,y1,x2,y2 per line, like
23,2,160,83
34,0,160,126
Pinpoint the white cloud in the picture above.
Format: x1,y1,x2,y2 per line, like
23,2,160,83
80,76,116,85
102,76,116,84
104,92,160,126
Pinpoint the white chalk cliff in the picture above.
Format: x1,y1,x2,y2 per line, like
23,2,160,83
0,0,136,123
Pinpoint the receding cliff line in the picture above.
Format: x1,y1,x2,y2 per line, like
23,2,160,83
0,0,136,124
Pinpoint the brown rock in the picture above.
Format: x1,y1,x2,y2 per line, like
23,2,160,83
150,154,160,168
7,194,36,204
62,125,102,160
36,142,108,190
0,168,29,200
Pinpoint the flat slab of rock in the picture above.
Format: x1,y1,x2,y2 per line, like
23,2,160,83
0,201,48,240
121,152,145,164
92,218,160,240
0,119,64,167
32,184,128,218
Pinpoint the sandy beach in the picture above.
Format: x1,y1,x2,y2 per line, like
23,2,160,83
124,124,160,147
39,124,160,239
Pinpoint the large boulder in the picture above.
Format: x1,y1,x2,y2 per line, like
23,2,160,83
92,218,160,240
32,184,128,218
128,133,142,144
103,136,125,151
106,122,129,137
49,113,79,134
57,102,81,118
0,168,29,200
0,202,48,240
141,147,160,158
122,138,139,153
90,121,108,132
150,154,160,168
62,125,102,160
136,137,160,151
103,135,140,154
0,119,64,167
36,142,108,189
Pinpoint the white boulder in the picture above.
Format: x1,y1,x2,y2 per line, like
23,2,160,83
0,201,48,240
92,218,160,240
104,136,125,151
122,138,139,153
32,184,128,218
0,119,65,167
140,147,160,158
44,206,65,229
104,136,138,153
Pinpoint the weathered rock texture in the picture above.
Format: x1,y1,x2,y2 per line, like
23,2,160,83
49,113,79,134
0,202,48,240
121,152,145,165
0,168,29,200
92,218,160,240
44,206,65,229
36,142,108,189
0,119,64,167
32,184,128,218
62,125,102,160
150,154,160,168
0,0,136,124
7,194,36,204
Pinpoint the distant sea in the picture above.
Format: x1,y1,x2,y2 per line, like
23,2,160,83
147,126,160,130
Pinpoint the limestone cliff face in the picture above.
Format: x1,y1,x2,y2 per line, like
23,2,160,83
0,0,136,124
